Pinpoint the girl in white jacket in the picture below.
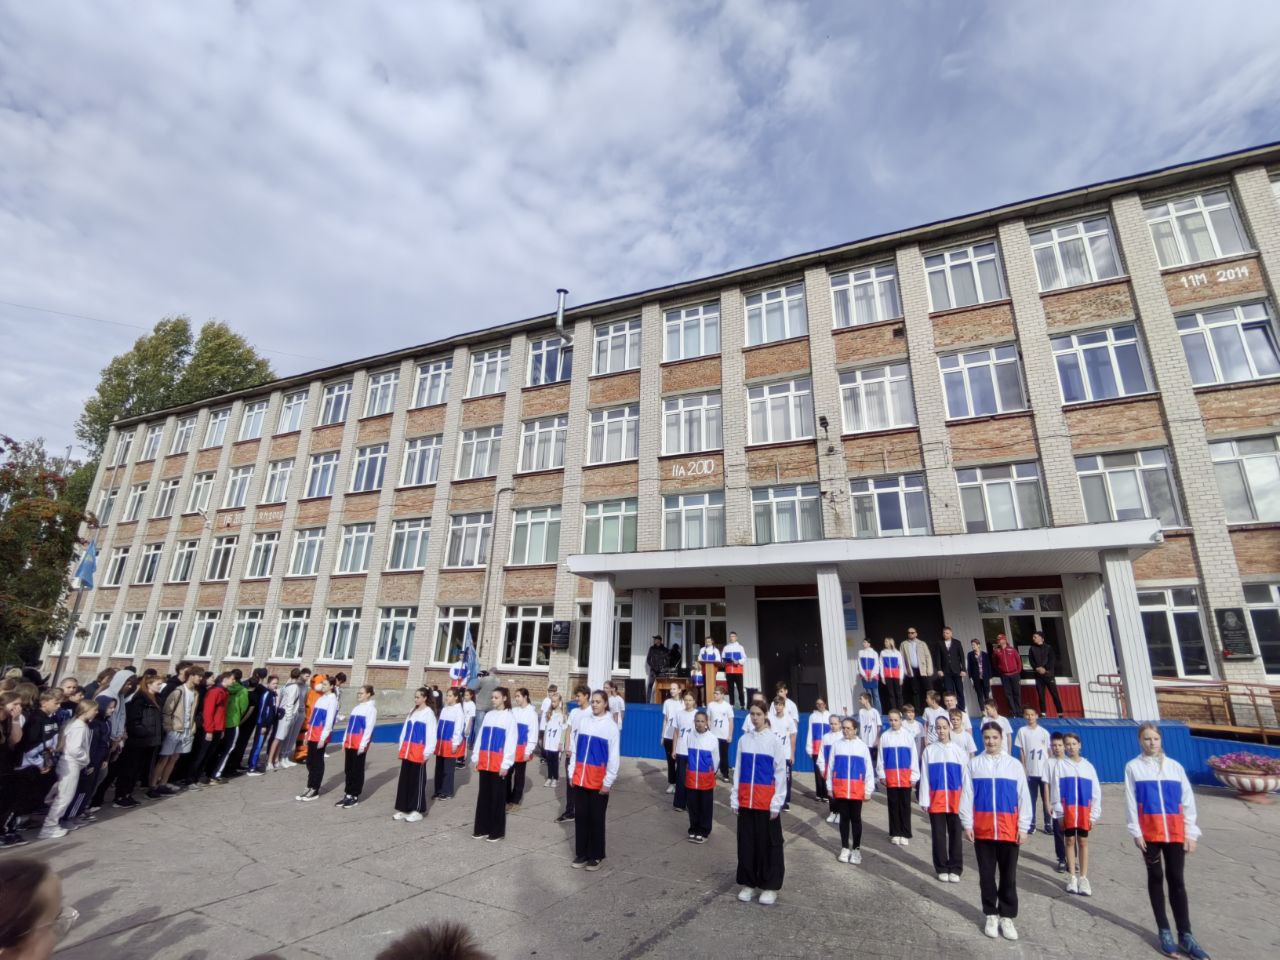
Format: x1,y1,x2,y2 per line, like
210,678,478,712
433,687,467,800
825,717,874,864
471,688,517,841
296,680,337,802
540,693,566,788
337,685,377,809
732,702,788,905
506,688,540,808
818,713,843,823
806,699,831,802
568,691,620,869
39,700,97,839
857,639,882,713
919,715,969,882
1051,731,1101,896
395,688,438,821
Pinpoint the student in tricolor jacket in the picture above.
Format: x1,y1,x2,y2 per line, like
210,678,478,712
807,698,831,802
879,637,904,712
961,721,1032,942
920,714,968,882
1052,731,1101,896
876,708,919,845
449,658,467,689
1015,706,1052,834
857,640,881,713
569,690,620,870
684,710,719,842
555,686,590,824
540,694,566,789
732,701,788,905
706,687,735,782
826,716,875,864
695,639,721,707
766,696,797,810
1124,723,1209,960
672,690,698,812
1046,732,1068,872
433,687,467,800
818,713,843,823
295,679,337,802
506,688,539,809
857,692,881,767
394,688,437,822
722,631,747,707
334,684,376,809
472,688,518,842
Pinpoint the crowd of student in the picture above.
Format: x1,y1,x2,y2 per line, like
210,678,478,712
0,661,1212,959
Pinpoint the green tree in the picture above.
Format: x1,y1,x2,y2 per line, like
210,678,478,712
175,321,274,406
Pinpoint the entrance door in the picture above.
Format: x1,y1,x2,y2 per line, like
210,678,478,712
861,594,945,651
755,598,823,710
662,601,727,672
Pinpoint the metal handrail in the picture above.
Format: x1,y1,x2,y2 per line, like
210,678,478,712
1096,673,1278,744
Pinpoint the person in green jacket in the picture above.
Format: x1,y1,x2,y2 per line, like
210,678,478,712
212,670,250,781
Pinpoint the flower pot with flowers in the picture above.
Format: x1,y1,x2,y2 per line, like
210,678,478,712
1207,752,1280,803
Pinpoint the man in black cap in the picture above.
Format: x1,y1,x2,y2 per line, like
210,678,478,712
645,635,668,701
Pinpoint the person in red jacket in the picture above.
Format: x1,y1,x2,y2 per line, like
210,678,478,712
991,635,1023,713
190,672,232,786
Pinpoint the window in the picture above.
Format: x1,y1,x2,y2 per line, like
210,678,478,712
319,381,352,425
350,443,388,493
840,364,916,433
85,613,110,655
746,283,807,345
1244,583,1280,675
116,612,144,656
509,507,561,565
401,436,442,486
1052,324,1150,403
747,378,814,444
467,346,510,397
528,335,573,386
519,416,567,472
1177,302,1280,386
831,264,901,328
413,358,452,407
583,499,637,554
445,512,492,568
203,409,230,448
206,536,238,581
153,478,180,518
502,605,552,668
940,345,1027,419
1211,435,1280,523
189,611,220,659
306,452,339,498
187,473,214,514
978,593,1070,677
245,532,280,579
140,425,163,461
239,400,268,441
433,606,480,664
1145,190,1248,268
229,610,262,660
278,391,307,433
957,462,1047,532
457,426,502,479
104,547,130,587
663,492,725,549
134,543,163,585
662,393,722,455
925,241,1005,310
170,417,195,455
375,606,417,663
322,608,361,661
664,302,720,361
1030,217,1122,291
387,518,431,571
95,488,117,526
364,370,399,417
113,430,135,466
168,540,198,583
1077,449,1181,526
587,405,639,464
752,484,821,544
261,459,294,503
577,602,633,672
289,527,326,576
593,318,641,374
123,483,148,522
1139,588,1211,677
336,523,374,574
150,611,181,657
851,474,930,538
222,466,254,509
273,609,309,661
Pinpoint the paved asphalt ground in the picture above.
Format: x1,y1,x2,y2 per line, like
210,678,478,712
18,748,1279,959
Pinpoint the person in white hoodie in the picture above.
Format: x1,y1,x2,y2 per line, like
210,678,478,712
335,684,377,809
471,687,518,842
961,721,1032,942
806,698,831,802
506,688,540,809
826,717,875,864
732,701,788,905
919,715,969,882
1124,723,1209,960
817,713,843,824
569,690,621,870
857,639,882,713
395,688,437,821
433,687,467,800
39,700,97,840
876,709,919,845
295,679,337,802
1051,731,1101,896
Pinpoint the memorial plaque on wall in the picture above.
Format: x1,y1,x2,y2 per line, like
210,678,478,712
1214,608,1256,659
550,620,571,650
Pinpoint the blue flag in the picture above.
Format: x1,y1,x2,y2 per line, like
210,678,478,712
73,542,98,589
462,623,479,687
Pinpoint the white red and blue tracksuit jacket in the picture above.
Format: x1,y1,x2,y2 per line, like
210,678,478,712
693,646,721,687
568,712,620,791
342,700,377,752
1124,754,1199,844
858,649,881,685
732,729,787,814
512,704,540,763
817,729,842,781
471,709,517,775
919,740,969,814
1052,755,1102,830
306,693,338,745
722,641,745,676
398,706,437,764
879,649,903,683
684,730,720,791
434,703,467,759
826,737,876,801
807,710,831,758
961,751,1033,841
448,661,467,687
876,727,920,787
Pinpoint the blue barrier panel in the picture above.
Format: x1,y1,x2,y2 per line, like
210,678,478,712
1180,734,1280,787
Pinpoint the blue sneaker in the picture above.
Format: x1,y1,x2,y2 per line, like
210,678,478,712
1179,932,1210,959
1158,929,1177,957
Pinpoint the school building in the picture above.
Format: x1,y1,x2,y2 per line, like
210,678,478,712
55,143,1280,721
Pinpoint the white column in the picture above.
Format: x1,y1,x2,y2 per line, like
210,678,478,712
725,585,761,693
817,566,857,715
938,578,985,715
1100,550,1160,721
587,575,616,690
1062,573,1122,718
630,587,660,679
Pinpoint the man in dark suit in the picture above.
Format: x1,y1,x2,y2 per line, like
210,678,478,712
934,626,967,711
967,639,991,707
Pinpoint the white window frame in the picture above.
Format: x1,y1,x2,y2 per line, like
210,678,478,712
576,601,634,673
272,609,309,661
663,302,720,361
1145,190,1249,268
186,473,214,514
1029,216,1123,291
222,466,254,509
123,482,148,522
335,523,375,574
433,606,480,665
278,391,308,433
104,547,130,587
1211,435,1280,523
582,499,638,554
245,531,280,579
150,611,181,658
593,318,642,374
96,489,117,526
374,606,417,664
1244,583,1280,677
168,540,198,583
587,405,639,464
1051,324,1151,404
1139,587,1212,678
306,452,339,498
206,536,238,581
319,381,352,426
288,527,325,577
445,512,492,568
747,378,814,445
1077,449,1182,527
518,416,568,473
261,459,294,504
153,477,180,518
957,462,1047,533
662,492,725,549
509,506,561,565
751,484,822,544
401,435,442,487
115,612,144,656
113,430,135,466
189,611,220,659
228,609,262,660
925,240,1006,311
662,393,722,455
851,473,930,538
1177,301,1280,387
322,607,361,661
134,543,163,585
203,409,230,448
350,443,388,493
456,426,502,480
364,370,400,418
939,345,1027,419
840,364,916,433
170,417,195,455
387,518,431,572
831,263,901,328
85,613,111,655
501,604,552,669
413,358,452,407
238,400,268,441
527,335,573,386
745,283,807,346
467,346,510,397
140,425,163,461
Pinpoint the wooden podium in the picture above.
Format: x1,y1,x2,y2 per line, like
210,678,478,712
700,661,718,706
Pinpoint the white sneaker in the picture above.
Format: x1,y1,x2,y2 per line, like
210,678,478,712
1066,874,1079,894
900,838,909,847
948,873,961,883
999,918,1018,941
827,812,838,824
246,771,263,777
405,811,424,823
1078,876,1092,897
666,785,676,794
937,872,948,882
38,827,68,840
758,890,777,906
984,915,1000,939
838,848,851,863
392,811,406,820
280,760,296,769
737,887,756,902
850,849,862,865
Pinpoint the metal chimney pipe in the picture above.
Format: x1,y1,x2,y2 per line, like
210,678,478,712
555,288,569,341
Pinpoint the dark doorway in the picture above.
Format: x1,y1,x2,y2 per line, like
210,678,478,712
862,594,945,652
756,598,824,711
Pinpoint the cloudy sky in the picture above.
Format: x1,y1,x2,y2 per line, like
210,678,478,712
3,0,1279,457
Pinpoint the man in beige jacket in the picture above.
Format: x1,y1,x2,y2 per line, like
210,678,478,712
899,627,934,713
